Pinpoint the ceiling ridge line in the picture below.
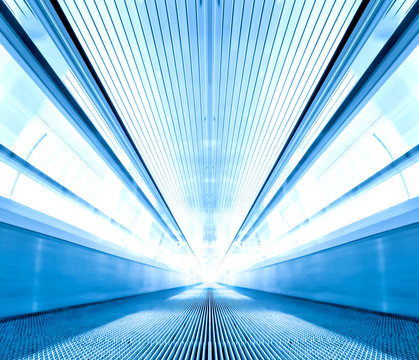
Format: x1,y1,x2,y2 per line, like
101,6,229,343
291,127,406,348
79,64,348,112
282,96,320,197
151,0,203,216
217,0,384,270
219,0,291,220
125,0,195,214
142,0,201,214
110,0,186,207
216,0,259,220
228,0,351,218
28,0,202,268
229,0,419,262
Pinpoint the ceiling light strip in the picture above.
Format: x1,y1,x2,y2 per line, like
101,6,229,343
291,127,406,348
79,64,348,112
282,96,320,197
219,0,387,262
30,0,185,228
60,0,201,229
217,1,267,217
224,0,317,220
233,0,356,218
0,1,201,268
64,0,186,209
143,0,200,208
221,0,419,266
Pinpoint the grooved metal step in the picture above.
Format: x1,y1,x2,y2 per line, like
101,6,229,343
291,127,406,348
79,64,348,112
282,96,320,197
1,284,418,359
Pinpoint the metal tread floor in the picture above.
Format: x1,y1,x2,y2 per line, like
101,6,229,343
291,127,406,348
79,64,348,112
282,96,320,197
0,284,418,359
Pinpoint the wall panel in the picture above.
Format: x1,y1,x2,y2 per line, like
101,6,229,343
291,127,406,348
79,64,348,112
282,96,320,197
222,222,419,318
0,222,193,318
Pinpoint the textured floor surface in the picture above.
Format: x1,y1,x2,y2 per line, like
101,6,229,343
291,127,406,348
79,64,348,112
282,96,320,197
0,284,418,359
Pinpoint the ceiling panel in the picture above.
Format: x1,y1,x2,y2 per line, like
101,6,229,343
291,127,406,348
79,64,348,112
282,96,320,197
57,0,361,267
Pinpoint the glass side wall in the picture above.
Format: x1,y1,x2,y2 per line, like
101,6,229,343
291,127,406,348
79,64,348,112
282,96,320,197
3,0,160,208
262,0,417,208
222,15,419,274
0,30,194,273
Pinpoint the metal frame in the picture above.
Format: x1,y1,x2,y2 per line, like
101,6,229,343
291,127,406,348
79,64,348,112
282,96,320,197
0,0,201,269
220,0,419,268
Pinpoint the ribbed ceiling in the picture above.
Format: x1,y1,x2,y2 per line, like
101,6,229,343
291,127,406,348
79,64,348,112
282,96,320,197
56,0,361,267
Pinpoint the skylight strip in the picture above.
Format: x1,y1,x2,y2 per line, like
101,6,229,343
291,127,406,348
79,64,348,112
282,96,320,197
76,0,177,196
216,0,280,229
184,0,206,228
167,0,202,215
214,0,231,201
145,0,193,184
202,0,211,218
224,0,295,201
121,1,192,212
140,0,201,217
218,0,292,222
217,0,265,218
63,0,193,223
161,1,207,228
221,0,277,212
230,0,358,220
183,0,203,213
237,1,354,208
217,0,258,208
111,0,192,214
242,1,310,179
161,0,204,217
0,1,191,254
93,2,180,193
142,0,206,230
214,0,242,225
110,2,177,177
225,0,310,214
219,0,302,222
222,0,419,267
216,0,286,226
89,2,172,184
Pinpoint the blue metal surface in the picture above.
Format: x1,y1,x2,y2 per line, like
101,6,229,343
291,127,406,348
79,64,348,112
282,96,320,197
0,221,194,318
222,221,419,318
1,284,418,359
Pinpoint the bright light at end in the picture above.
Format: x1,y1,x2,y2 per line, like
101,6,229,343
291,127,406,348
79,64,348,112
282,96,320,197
203,270,219,284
